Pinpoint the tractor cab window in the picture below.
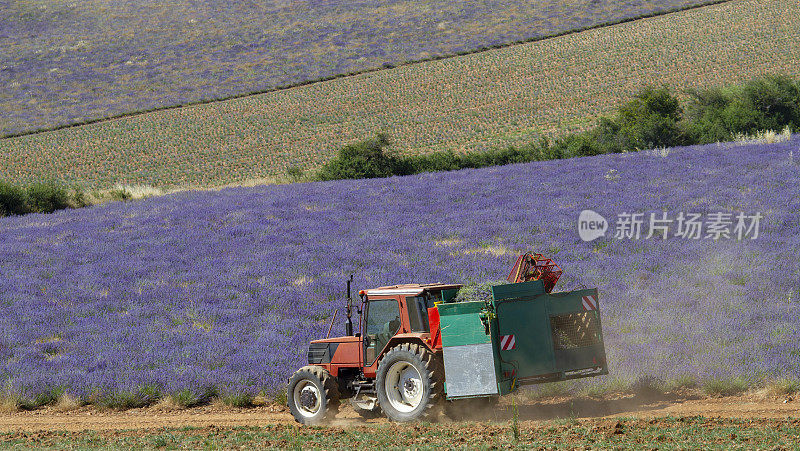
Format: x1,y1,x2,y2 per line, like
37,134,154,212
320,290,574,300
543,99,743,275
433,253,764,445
406,293,435,332
364,298,401,365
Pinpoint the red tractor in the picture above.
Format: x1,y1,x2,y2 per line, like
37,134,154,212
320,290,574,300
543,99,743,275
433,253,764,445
288,254,608,424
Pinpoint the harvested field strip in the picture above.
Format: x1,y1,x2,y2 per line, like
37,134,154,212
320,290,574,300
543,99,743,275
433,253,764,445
0,394,798,432
0,417,799,448
1,0,799,188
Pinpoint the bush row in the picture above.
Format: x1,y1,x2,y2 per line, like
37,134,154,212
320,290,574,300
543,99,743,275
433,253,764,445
4,74,798,212
3,385,263,411
6,376,798,411
0,181,88,217
313,74,800,180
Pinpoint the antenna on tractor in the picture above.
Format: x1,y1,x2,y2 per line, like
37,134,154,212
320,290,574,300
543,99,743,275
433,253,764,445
345,274,354,336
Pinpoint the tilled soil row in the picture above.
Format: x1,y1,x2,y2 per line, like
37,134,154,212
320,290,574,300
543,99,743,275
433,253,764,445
0,393,797,432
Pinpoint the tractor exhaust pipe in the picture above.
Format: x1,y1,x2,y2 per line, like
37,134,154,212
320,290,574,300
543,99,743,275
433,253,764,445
345,274,354,336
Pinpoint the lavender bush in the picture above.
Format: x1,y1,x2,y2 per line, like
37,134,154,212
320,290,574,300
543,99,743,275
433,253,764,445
0,0,719,136
0,137,798,405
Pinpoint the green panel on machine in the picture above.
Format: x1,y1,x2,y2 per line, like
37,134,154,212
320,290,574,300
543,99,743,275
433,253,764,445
440,288,459,303
437,301,491,347
493,296,555,377
437,300,499,398
490,284,607,386
545,289,597,315
491,280,545,301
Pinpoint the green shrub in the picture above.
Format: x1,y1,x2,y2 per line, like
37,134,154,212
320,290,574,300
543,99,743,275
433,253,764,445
392,138,552,175
108,188,132,201
71,187,90,208
26,182,70,213
315,133,406,181
554,132,604,157
594,86,687,153
742,75,800,131
537,139,565,160
0,181,93,217
221,392,254,408
687,75,800,143
286,165,304,181
0,181,30,216
458,143,543,167
170,386,218,408
685,88,737,143
311,76,798,183
99,385,161,409
688,90,763,143
406,150,462,173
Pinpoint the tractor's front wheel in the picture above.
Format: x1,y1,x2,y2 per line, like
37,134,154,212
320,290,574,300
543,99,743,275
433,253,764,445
376,343,442,422
287,365,340,425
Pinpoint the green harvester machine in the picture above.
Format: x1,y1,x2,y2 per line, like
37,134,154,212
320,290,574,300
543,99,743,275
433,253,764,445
288,252,609,424
435,276,608,400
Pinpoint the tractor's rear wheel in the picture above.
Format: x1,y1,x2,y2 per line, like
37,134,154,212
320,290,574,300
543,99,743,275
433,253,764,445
287,365,340,425
376,343,442,422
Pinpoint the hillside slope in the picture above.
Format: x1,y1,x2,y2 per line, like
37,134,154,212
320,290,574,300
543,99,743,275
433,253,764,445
0,137,797,403
2,0,797,189
1,0,718,136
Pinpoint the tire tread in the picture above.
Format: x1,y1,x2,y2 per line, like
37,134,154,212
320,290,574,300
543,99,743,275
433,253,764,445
376,342,443,422
288,365,340,424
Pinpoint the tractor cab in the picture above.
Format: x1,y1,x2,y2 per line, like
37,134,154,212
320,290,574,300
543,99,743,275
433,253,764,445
307,283,461,379
359,283,461,371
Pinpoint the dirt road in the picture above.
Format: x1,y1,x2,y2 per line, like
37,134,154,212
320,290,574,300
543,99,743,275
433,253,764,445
0,393,796,432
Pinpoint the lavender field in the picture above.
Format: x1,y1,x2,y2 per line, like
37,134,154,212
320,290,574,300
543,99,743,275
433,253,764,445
0,137,798,405
0,0,720,136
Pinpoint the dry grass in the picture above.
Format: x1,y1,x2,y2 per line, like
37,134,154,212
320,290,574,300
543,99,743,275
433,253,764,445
154,396,183,410
53,393,82,412
111,184,164,199
0,396,19,413
291,275,314,287
434,238,464,247
646,147,672,158
1,0,798,188
753,379,800,400
734,126,794,145
462,244,516,257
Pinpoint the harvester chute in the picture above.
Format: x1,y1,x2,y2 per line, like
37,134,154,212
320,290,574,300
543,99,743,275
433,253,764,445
507,252,563,292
